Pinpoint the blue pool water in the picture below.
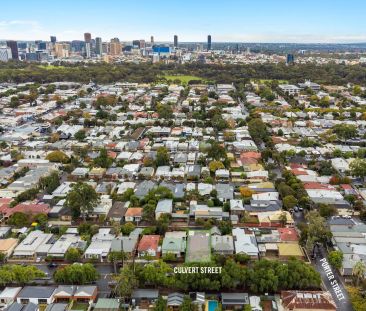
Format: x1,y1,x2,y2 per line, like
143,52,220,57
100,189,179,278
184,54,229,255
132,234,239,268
208,300,218,311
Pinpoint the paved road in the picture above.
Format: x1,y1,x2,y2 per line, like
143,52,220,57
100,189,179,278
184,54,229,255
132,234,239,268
313,247,353,311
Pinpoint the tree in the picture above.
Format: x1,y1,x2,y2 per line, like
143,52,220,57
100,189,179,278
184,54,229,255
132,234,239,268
65,182,100,219
283,195,298,210
114,264,139,301
74,130,86,141
39,171,60,194
305,211,332,248
352,261,366,286
239,187,254,198
319,204,337,217
209,160,224,173
155,147,170,166
46,150,69,163
350,159,366,179
279,212,288,226
53,263,98,284
7,212,29,227
121,222,136,235
157,104,173,119
65,248,82,263
152,297,167,311
332,124,358,140
248,118,267,143
328,250,343,270
94,148,113,168
0,265,45,286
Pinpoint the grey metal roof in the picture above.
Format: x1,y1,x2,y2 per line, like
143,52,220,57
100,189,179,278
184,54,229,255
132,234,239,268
17,286,56,299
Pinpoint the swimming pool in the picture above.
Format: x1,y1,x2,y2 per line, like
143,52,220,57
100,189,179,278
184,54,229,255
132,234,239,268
207,300,218,311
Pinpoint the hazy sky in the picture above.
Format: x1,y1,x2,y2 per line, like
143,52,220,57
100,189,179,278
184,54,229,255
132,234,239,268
1,0,365,43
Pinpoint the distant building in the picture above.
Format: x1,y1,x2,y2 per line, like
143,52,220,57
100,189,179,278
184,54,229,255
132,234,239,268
50,36,57,43
286,53,294,64
0,47,12,62
174,35,178,48
95,37,102,55
207,35,212,51
84,32,92,43
151,36,154,45
6,40,18,60
132,40,141,48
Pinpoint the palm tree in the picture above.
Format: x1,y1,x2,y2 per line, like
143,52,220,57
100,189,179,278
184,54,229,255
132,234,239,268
352,260,366,286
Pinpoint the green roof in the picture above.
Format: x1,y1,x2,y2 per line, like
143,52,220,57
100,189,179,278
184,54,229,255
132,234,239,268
94,298,120,310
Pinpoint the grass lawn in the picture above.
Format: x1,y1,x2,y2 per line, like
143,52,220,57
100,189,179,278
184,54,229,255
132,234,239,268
163,75,204,84
37,65,65,70
251,78,289,84
70,302,89,311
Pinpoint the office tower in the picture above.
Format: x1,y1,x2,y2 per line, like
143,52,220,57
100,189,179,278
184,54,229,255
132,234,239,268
109,41,122,56
95,37,102,55
174,35,178,48
38,41,47,50
0,48,12,62
54,43,70,58
286,53,295,64
50,36,57,43
132,40,141,48
102,42,109,54
151,36,154,45
207,35,212,51
6,40,19,60
84,33,92,43
140,40,146,49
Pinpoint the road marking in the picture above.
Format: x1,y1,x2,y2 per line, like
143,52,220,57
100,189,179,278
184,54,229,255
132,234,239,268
319,258,345,301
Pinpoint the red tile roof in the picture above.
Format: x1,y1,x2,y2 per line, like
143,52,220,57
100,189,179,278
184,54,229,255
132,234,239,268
0,202,50,218
278,228,299,242
281,291,336,310
303,182,335,190
138,235,160,252
125,208,143,217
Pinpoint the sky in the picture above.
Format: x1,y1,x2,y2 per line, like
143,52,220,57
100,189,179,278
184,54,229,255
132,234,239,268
0,0,365,43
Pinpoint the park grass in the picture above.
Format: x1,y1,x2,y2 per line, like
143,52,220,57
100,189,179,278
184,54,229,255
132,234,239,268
251,78,289,84
37,65,65,70
163,74,204,84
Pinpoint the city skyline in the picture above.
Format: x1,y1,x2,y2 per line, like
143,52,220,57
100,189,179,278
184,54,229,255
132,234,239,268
1,0,366,43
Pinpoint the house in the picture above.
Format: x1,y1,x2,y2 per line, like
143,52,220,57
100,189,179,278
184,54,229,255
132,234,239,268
0,238,18,257
221,293,249,310
13,231,54,259
94,298,120,311
135,180,156,198
232,228,259,259
110,235,138,255
5,302,38,311
278,243,305,260
162,235,186,258
0,287,22,309
281,291,336,311
230,199,245,216
216,184,234,201
124,208,143,223
16,286,56,305
155,199,173,220
137,235,160,257
53,285,97,303
186,231,211,263
131,289,159,308
211,235,234,255
167,293,185,310
47,234,85,259
84,230,113,262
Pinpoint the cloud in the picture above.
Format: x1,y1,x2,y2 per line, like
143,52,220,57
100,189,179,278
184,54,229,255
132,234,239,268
0,20,49,40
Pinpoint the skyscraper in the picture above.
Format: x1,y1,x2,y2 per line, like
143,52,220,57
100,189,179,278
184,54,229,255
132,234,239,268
6,41,18,60
84,33,92,43
174,35,178,48
151,36,154,45
95,37,102,55
286,54,295,65
207,35,212,51
0,48,12,62
84,33,92,58
132,40,141,48
50,36,56,43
